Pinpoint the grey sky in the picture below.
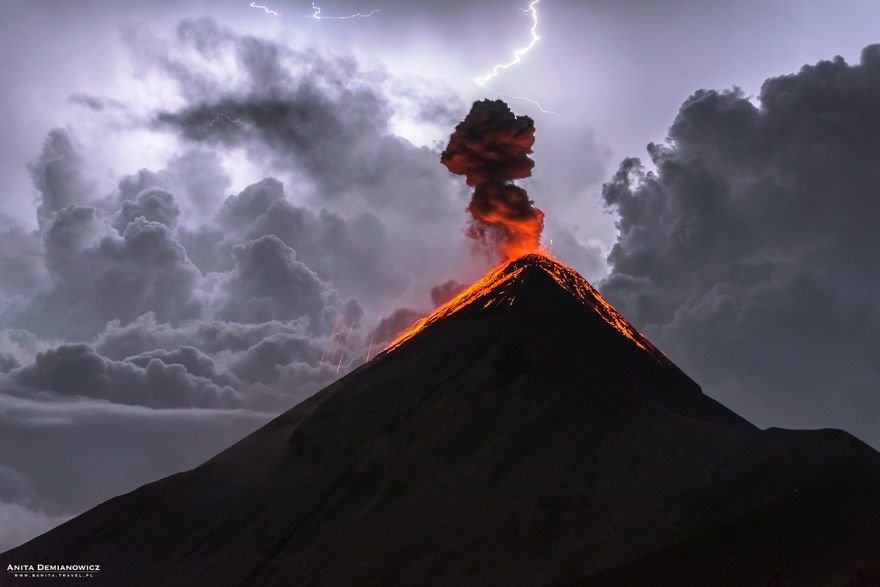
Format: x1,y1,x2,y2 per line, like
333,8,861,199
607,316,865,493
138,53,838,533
4,0,879,244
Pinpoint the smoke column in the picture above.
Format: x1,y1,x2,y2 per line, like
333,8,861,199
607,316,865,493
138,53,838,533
441,100,544,261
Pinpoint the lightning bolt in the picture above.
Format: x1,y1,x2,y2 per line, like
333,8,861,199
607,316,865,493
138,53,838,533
249,2,279,16
309,2,380,19
474,0,541,86
208,114,243,126
502,94,560,116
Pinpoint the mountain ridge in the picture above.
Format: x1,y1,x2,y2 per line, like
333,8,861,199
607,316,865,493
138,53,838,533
2,254,878,586
384,254,669,365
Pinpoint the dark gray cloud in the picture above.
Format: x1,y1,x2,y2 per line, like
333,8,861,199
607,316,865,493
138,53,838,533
93,312,307,359
166,149,232,213
149,19,393,196
217,234,357,330
7,343,241,409
0,217,46,300
544,220,606,281
144,19,473,297
132,18,490,323
0,16,485,552
601,46,880,447
124,346,238,388
370,308,422,345
181,177,408,305
108,148,232,221
28,129,94,227
0,329,44,368
5,209,203,340
430,279,465,307
0,353,19,374
225,330,353,409
114,188,181,231
67,93,125,112
92,314,343,411
155,89,388,196
115,168,167,203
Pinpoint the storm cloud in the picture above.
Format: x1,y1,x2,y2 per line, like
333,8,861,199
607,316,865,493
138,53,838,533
0,17,483,552
3,0,878,557
601,45,880,447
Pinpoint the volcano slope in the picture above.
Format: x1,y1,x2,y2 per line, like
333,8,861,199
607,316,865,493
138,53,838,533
3,254,880,586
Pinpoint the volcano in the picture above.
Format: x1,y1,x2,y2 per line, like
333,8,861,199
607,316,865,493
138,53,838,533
3,254,880,586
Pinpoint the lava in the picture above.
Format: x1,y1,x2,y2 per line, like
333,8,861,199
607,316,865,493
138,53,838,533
384,259,526,353
364,331,376,364
381,103,660,366
321,314,343,362
382,254,667,365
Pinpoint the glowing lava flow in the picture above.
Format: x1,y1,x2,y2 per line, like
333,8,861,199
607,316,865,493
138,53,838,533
382,254,669,365
537,256,657,355
383,260,526,353
474,0,541,86
331,321,355,373
321,314,343,362
364,331,376,363
309,2,379,19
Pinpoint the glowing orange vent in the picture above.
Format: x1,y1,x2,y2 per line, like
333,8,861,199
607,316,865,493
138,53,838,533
384,254,668,364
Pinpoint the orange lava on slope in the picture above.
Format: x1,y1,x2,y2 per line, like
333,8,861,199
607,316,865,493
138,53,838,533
383,253,668,364
535,255,659,356
384,259,530,353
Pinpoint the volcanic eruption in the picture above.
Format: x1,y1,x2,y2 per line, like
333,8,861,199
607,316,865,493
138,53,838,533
5,103,880,587
5,253,880,586
442,99,545,261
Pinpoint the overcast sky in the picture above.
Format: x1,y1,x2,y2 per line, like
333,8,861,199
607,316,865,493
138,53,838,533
1,0,879,552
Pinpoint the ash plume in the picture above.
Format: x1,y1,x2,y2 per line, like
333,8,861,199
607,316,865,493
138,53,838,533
441,99,544,261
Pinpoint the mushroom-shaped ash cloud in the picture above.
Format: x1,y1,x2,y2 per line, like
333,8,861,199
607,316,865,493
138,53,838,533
441,99,544,261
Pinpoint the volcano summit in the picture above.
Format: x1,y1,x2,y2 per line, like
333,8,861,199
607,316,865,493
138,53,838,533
2,255,879,586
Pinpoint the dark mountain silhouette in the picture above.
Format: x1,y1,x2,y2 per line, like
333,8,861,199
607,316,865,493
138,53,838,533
3,254,880,586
